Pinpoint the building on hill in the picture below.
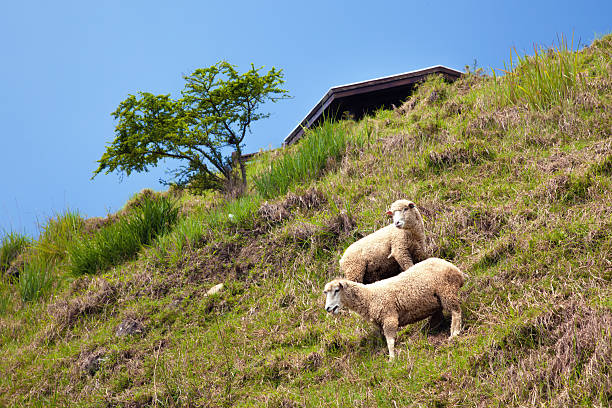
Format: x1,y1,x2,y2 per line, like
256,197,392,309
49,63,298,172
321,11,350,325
283,65,462,146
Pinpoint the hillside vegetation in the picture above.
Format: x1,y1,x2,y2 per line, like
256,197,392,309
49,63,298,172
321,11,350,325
1,34,611,407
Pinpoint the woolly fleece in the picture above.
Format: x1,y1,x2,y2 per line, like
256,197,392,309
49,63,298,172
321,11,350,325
324,257,467,360
339,199,427,283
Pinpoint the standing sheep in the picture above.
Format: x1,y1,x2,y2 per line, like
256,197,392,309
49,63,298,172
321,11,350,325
339,199,427,284
323,257,467,360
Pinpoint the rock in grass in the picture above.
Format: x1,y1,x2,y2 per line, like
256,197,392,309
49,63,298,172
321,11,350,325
79,349,105,376
115,317,144,337
206,283,224,296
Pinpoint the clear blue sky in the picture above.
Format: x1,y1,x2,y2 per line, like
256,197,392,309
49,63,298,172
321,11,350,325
1,0,610,238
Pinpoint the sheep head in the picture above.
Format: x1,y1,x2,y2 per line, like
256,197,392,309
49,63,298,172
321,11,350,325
386,199,419,229
323,280,345,314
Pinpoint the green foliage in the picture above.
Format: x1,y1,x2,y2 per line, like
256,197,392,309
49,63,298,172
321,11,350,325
492,34,598,110
0,231,31,275
253,119,372,198
69,196,178,275
93,61,290,192
0,279,13,314
205,194,262,231
36,211,83,264
152,193,262,265
18,256,53,302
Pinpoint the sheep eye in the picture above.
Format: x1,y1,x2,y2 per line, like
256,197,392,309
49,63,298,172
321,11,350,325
334,288,339,294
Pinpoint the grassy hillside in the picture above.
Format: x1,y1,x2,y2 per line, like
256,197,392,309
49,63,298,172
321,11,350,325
1,34,611,407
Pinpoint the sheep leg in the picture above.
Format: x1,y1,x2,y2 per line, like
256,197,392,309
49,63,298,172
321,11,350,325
427,309,445,333
373,323,385,341
382,317,399,361
439,291,462,339
450,310,462,338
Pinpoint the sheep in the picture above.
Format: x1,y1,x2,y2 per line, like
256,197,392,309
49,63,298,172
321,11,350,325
339,199,427,284
323,257,467,360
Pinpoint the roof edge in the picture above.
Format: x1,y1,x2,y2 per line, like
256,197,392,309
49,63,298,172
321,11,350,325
283,65,462,145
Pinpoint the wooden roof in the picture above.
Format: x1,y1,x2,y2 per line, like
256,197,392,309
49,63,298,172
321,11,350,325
283,65,462,145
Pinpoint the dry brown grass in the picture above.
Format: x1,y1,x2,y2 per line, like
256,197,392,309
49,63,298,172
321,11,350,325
464,298,612,407
258,187,327,225
45,277,117,341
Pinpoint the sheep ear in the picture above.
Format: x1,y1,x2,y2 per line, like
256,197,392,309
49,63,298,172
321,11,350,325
409,203,415,209
338,281,344,289
386,210,393,216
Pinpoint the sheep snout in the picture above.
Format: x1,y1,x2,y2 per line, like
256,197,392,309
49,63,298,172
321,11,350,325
326,305,339,314
324,290,343,314
392,211,405,228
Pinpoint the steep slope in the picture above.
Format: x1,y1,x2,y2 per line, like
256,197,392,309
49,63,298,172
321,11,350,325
1,34,611,407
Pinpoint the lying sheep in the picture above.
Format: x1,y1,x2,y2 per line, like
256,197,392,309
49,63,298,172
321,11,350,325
339,199,427,284
324,257,467,360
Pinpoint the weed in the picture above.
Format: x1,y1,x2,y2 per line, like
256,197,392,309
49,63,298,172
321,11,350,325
0,279,14,314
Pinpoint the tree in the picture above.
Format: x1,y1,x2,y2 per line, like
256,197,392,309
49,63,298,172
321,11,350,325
93,61,290,193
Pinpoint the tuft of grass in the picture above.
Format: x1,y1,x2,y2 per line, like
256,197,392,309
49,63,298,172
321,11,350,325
0,279,14,314
0,231,31,275
492,33,602,110
205,194,262,231
18,256,53,302
36,210,84,264
153,193,262,265
69,196,178,275
253,119,372,198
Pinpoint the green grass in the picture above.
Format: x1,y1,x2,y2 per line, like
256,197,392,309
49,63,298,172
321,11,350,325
492,33,607,110
253,118,373,198
0,231,31,276
1,33,611,408
36,210,84,264
18,256,53,302
68,195,178,275
0,279,13,314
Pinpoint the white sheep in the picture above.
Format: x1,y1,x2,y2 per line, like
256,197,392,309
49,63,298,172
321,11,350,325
339,199,427,284
324,257,467,360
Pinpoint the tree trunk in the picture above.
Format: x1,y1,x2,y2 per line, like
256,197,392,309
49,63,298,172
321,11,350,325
234,145,247,189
